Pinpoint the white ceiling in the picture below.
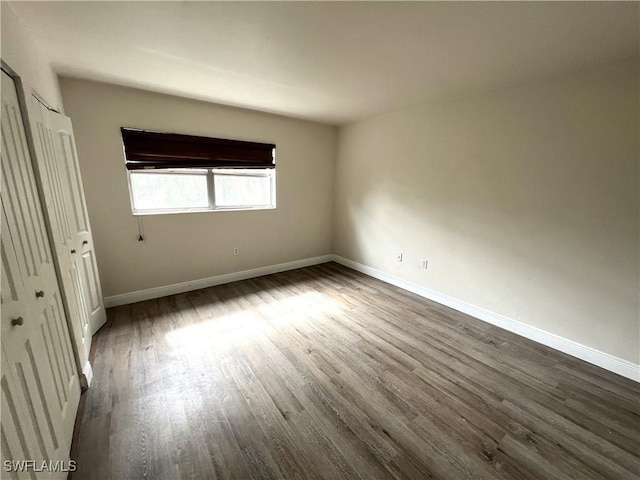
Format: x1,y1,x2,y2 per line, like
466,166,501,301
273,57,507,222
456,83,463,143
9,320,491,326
7,1,639,125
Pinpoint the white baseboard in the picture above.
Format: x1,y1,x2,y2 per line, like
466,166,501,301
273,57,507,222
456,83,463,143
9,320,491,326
103,255,334,308
82,360,93,388
332,255,640,382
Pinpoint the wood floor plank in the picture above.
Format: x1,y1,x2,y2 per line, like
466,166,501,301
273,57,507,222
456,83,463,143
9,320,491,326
74,263,640,479
498,399,639,479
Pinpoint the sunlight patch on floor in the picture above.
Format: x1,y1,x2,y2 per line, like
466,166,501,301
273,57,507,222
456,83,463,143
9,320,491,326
164,290,344,351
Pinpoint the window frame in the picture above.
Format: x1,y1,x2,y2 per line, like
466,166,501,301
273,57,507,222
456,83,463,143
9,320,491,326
127,167,276,216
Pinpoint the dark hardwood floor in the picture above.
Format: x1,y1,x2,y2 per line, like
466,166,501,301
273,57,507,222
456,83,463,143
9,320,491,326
73,262,640,479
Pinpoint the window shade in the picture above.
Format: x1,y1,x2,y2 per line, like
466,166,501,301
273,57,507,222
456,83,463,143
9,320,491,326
121,128,276,170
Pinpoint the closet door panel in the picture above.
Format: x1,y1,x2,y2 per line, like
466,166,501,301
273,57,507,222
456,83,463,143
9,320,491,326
69,265,90,351
1,97,49,287
79,251,101,316
56,129,88,234
1,347,43,480
1,203,63,474
29,98,93,366
49,109,106,336
1,204,27,323
32,104,72,247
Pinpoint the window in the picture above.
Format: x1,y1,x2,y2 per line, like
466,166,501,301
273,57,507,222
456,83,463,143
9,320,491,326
128,168,275,214
121,128,276,214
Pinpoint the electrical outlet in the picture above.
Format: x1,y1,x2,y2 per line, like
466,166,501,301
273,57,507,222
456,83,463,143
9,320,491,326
396,252,403,262
421,260,428,269
233,247,239,256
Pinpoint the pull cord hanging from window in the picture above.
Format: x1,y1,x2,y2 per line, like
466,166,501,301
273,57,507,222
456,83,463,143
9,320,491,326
137,217,145,242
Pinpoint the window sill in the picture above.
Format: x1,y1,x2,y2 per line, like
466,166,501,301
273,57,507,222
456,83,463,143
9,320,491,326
132,205,276,216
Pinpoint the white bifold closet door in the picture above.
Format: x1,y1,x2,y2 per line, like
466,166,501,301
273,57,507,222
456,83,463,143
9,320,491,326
29,93,107,370
1,69,80,479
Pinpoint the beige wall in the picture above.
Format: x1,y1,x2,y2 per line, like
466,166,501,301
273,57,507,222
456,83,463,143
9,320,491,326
1,3,62,110
59,78,336,297
334,57,639,363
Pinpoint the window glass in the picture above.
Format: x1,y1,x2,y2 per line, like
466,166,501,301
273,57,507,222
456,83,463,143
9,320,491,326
214,170,272,208
130,171,208,211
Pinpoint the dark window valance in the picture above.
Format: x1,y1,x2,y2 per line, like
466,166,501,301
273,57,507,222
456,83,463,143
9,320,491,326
121,128,276,170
